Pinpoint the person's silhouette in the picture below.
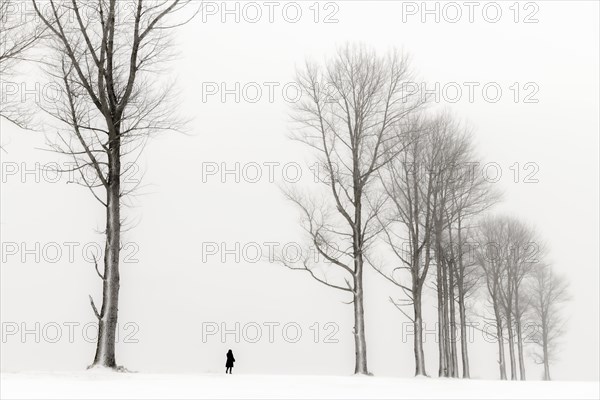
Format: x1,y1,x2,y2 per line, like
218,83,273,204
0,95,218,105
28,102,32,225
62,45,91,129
225,349,235,374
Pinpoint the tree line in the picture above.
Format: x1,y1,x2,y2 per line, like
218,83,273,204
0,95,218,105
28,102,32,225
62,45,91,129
0,1,568,379
285,44,570,380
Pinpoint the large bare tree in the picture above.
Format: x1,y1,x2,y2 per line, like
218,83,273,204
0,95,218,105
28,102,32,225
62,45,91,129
283,43,421,375
32,0,194,369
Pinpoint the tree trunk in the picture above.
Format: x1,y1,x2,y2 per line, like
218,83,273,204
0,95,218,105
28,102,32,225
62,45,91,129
455,218,470,379
441,259,452,377
413,292,427,376
543,357,551,380
493,300,507,380
436,260,447,377
353,261,369,375
542,322,551,381
91,134,121,369
515,316,526,380
506,317,517,380
513,289,526,381
457,289,470,378
448,262,459,378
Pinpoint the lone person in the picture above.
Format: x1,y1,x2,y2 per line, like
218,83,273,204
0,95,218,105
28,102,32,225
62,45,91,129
225,349,235,374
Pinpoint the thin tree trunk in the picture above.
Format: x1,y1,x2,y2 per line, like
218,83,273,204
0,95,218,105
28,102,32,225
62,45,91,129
506,317,517,380
441,259,452,377
493,299,507,380
91,135,121,369
514,288,526,381
515,315,526,380
434,217,448,378
542,317,551,381
458,289,470,378
448,261,459,378
455,218,470,379
437,260,447,377
542,340,551,380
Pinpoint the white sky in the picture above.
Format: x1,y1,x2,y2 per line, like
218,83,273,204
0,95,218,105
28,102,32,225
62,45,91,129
1,0,598,381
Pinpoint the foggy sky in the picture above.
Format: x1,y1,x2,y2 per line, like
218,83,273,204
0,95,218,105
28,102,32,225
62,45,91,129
1,1,598,381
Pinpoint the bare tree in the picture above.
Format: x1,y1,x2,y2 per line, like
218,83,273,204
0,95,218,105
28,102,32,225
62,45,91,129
449,225,483,378
497,219,539,380
31,0,195,369
475,216,540,380
475,216,510,380
431,125,462,379
442,150,498,379
425,116,473,378
374,114,495,378
374,115,437,377
530,263,569,380
0,0,45,129
283,43,422,375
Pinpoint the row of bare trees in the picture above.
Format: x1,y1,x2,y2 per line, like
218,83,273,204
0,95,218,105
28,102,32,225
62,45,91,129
476,217,569,381
286,44,569,380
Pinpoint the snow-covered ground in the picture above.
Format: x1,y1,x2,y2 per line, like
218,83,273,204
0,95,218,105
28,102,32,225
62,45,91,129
1,371,598,399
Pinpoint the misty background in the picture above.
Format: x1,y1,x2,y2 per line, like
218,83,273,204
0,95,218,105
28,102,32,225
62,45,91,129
1,1,598,381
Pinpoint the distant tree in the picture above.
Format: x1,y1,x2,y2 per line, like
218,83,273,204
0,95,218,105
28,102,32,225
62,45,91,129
375,114,496,378
497,219,539,381
530,263,569,380
436,128,498,379
428,118,473,378
475,216,510,380
475,216,540,380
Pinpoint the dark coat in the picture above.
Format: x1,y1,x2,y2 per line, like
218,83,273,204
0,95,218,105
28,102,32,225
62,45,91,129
226,351,235,368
